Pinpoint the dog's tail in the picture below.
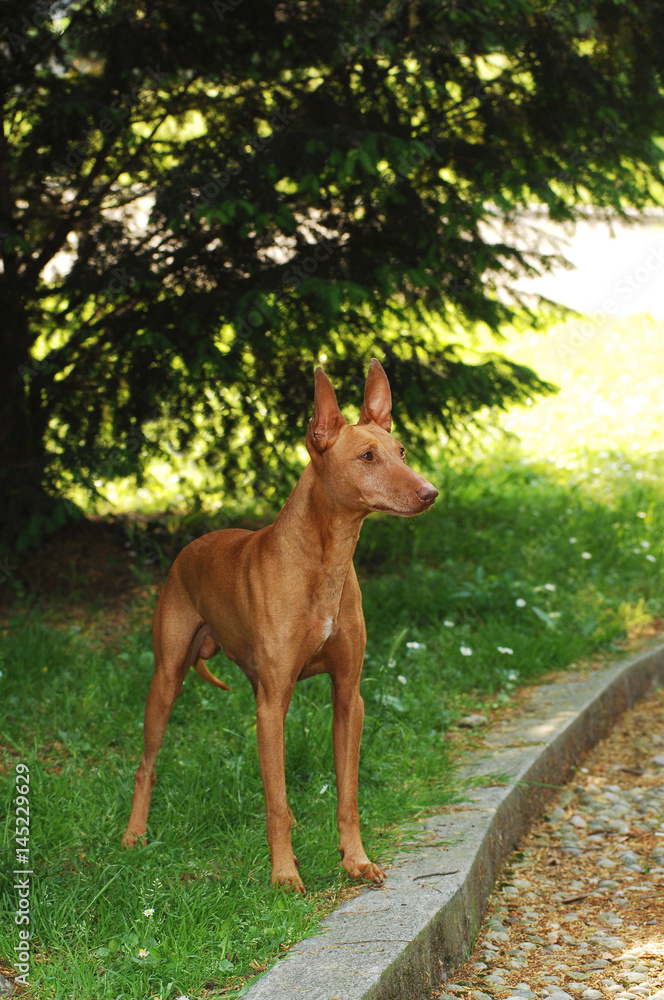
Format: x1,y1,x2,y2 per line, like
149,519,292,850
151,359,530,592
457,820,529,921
193,658,231,691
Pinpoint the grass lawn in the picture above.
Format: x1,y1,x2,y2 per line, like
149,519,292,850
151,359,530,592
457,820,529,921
1,319,664,999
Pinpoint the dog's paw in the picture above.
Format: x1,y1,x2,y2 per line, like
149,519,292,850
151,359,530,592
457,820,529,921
271,866,306,895
121,829,146,849
342,856,386,884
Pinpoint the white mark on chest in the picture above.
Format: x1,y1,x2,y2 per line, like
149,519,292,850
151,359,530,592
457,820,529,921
307,616,335,664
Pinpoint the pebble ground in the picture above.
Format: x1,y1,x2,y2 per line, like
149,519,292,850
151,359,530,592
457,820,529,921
433,687,664,1000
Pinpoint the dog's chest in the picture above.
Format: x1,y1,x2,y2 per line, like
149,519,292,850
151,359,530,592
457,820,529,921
305,614,335,660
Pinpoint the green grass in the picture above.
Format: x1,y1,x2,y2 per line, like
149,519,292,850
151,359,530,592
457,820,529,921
2,319,664,999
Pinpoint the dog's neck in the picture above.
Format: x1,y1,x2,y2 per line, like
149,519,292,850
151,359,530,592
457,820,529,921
273,462,365,573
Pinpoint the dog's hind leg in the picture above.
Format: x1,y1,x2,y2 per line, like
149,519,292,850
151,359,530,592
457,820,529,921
122,580,199,847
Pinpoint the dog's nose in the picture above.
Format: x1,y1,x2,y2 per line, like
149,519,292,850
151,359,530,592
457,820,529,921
416,485,438,505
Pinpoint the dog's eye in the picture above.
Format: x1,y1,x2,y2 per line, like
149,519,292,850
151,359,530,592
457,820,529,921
399,446,405,460
360,451,374,461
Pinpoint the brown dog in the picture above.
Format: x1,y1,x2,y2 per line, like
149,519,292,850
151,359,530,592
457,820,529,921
123,359,438,892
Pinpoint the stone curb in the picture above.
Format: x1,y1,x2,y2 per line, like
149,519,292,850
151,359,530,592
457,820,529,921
243,642,664,1000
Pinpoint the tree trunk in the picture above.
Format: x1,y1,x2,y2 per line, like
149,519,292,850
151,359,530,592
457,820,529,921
0,281,72,557
0,113,76,558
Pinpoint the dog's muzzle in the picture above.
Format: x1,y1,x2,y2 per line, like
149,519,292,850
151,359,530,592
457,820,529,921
416,485,439,506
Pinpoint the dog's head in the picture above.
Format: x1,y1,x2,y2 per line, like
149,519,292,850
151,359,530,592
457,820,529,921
305,359,438,516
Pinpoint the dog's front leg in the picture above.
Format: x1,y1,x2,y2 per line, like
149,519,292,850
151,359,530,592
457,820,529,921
330,656,386,885
255,679,303,893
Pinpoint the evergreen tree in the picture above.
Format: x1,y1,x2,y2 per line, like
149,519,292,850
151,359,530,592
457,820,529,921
2,0,662,551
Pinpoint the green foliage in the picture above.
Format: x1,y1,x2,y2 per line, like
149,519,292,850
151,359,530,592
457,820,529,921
2,0,664,551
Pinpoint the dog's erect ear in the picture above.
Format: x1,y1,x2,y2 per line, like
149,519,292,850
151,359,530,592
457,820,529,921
358,358,392,432
306,367,347,456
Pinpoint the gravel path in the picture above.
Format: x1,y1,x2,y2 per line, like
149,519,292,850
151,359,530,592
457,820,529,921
433,687,664,1000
